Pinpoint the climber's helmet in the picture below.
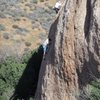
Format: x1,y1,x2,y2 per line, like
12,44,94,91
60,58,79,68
53,1,62,13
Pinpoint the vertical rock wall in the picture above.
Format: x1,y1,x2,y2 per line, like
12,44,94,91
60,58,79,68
35,0,100,100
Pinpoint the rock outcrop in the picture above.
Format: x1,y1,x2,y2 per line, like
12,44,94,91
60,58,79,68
35,0,100,100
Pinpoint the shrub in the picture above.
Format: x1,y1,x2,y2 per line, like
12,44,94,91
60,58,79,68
31,0,37,4
0,13,6,18
12,25,19,29
13,18,21,21
21,50,34,64
0,95,8,100
0,24,6,31
15,28,29,36
3,33,9,39
0,45,43,99
25,41,32,47
0,56,26,87
0,52,33,98
89,80,100,100
32,22,40,29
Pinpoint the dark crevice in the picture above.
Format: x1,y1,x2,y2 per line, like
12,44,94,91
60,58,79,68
84,0,92,38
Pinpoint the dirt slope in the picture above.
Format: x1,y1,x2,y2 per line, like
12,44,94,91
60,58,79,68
0,0,56,61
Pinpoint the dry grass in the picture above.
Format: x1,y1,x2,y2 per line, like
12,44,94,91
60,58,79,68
0,0,53,55
0,16,46,50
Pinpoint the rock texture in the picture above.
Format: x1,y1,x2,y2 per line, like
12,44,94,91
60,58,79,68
35,0,100,100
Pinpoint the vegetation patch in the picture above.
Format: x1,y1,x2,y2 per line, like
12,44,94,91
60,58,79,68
3,33,10,39
31,0,38,4
25,41,32,47
0,45,43,99
89,80,100,100
0,24,6,31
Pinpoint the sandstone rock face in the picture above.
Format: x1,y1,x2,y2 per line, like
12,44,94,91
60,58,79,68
35,0,100,100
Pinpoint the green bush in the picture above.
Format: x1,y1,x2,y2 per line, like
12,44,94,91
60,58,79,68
31,0,37,3
0,46,43,99
0,57,26,97
3,33,10,39
0,51,34,99
0,96,8,100
0,24,6,31
89,80,100,100
25,41,32,47
40,0,44,2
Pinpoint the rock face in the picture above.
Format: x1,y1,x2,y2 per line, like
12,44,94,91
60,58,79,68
35,0,100,100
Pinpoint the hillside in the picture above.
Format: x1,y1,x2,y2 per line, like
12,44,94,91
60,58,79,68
0,0,56,62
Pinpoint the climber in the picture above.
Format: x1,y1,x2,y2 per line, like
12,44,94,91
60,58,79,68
53,1,62,13
42,39,49,58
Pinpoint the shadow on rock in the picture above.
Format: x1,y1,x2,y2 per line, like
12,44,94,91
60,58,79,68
10,45,43,100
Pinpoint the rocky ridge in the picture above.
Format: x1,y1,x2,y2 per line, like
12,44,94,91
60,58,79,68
35,0,100,100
